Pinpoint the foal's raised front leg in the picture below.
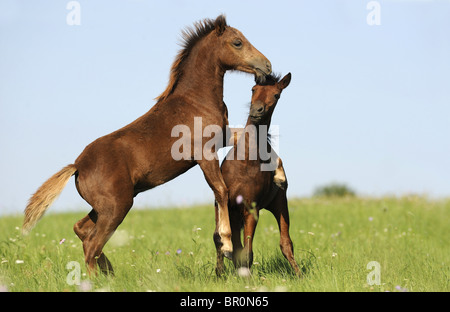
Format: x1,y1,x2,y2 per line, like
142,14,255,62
198,159,233,258
213,201,225,276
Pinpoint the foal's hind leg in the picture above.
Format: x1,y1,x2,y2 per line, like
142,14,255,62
79,196,133,275
73,210,113,275
267,189,301,277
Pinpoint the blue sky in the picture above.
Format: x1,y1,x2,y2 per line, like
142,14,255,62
1,0,449,215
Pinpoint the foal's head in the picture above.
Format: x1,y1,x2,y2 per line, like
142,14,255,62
156,15,272,101
249,73,291,125
211,15,272,82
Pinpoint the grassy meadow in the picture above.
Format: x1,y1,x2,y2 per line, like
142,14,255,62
0,196,449,292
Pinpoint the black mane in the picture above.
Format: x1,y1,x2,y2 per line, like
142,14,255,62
256,73,281,86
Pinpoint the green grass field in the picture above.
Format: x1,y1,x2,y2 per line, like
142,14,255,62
0,196,449,292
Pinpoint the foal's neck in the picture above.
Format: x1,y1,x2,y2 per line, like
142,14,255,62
242,116,272,161
245,115,273,135
174,36,225,107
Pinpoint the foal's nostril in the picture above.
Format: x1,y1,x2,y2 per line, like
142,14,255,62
257,106,264,113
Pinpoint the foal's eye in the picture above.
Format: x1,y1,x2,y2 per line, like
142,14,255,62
233,39,243,48
251,88,255,94
274,94,280,100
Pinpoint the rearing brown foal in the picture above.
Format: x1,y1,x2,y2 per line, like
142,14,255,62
215,73,301,277
22,15,271,275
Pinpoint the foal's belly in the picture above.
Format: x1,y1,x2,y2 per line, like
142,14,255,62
133,159,196,195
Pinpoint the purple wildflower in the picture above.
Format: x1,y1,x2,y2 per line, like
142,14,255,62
395,285,408,292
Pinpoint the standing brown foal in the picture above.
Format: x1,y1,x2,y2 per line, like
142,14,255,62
215,73,301,277
23,15,271,275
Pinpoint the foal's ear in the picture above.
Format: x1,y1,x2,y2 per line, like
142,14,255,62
214,14,227,36
279,72,292,90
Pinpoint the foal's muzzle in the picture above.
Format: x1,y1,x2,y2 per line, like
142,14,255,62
250,103,265,122
252,59,272,83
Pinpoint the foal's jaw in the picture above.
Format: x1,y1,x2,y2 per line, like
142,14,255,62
249,108,274,125
246,54,272,79
235,60,272,83
249,115,263,124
